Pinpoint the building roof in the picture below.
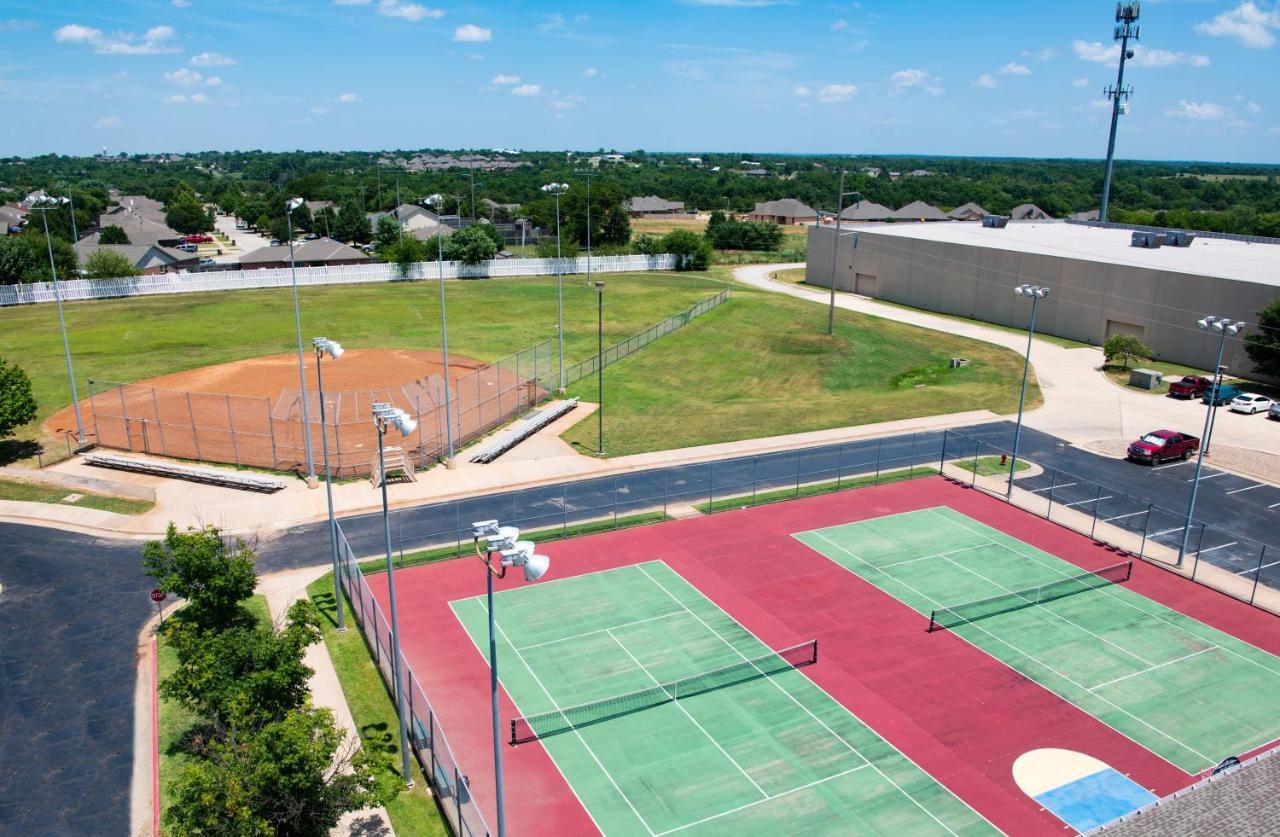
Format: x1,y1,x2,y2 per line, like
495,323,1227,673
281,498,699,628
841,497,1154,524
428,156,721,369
76,243,193,268
844,221,1280,287
1010,203,1052,220
892,200,950,221
80,227,183,247
480,198,521,211
750,198,817,218
947,201,989,220
1101,754,1280,836
94,212,181,238
625,196,685,213
840,201,895,221
1069,209,1101,221
240,237,371,265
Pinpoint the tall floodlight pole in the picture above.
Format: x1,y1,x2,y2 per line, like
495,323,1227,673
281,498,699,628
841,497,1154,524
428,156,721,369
471,520,551,837
424,194,455,466
827,174,861,336
1100,1,1140,222
1008,284,1050,497
66,191,81,273
470,164,478,221
1177,317,1244,566
373,403,419,785
395,177,404,244
541,183,570,392
286,197,318,485
31,196,86,443
594,281,605,455
574,169,596,287
313,337,346,632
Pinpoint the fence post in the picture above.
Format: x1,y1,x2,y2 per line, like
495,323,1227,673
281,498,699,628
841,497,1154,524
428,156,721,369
88,380,101,442
428,710,437,788
613,476,619,526
1139,504,1154,559
1046,469,1058,518
117,386,132,450
752,456,759,502
414,394,425,465
709,462,715,509
266,397,279,469
151,388,168,456
874,437,883,483
562,483,568,539
455,502,463,555
332,413,343,478
938,430,947,476
1249,545,1267,606
794,450,802,499
186,392,202,460
1089,483,1104,540
226,395,241,465
454,768,463,827
663,469,668,517
908,433,918,477
836,444,845,490
971,440,981,488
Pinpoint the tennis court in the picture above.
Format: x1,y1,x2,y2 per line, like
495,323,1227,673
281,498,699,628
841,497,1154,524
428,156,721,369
794,506,1280,774
451,560,997,836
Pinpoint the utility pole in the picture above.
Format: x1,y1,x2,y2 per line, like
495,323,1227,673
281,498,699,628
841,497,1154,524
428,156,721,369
469,164,477,221
1100,1,1140,223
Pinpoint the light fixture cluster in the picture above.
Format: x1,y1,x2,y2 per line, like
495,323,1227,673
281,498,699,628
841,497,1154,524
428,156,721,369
472,519,551,582
372,402,417,436
540,182,569,195
312,336,345,359
1015,284,1051,299
1196,316,1245,336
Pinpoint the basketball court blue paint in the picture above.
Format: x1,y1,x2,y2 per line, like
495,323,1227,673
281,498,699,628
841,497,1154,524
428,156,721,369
1013,748,1157,833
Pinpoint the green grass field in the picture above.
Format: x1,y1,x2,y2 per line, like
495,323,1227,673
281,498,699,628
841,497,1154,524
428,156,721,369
952,456,1030,478
796,507,1280,773
0,476,153,513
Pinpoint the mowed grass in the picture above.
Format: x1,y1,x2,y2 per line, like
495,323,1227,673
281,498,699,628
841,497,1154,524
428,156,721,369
560,274,1041,456
0,476,153,514
0,271,718,454
953,455,1031,477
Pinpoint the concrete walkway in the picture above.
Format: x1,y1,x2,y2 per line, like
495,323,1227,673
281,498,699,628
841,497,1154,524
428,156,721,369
737,263,1280,458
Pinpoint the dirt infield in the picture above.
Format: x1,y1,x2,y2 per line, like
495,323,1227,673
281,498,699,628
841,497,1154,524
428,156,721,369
50,347,552,476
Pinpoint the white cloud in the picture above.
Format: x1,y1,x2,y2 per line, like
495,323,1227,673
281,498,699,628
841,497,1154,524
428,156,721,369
537,13,567,33
1245,100,1263,114
793,85,812,97
163,92,209,105
1021,46,1058,62
999,62,1031,76
310,105,330,115
54,22,180,55
1194,2,1280,49
204,76,222,86
191,51,237,66
453,23,492,42
333,0,371,5
172,0,190,7
1073,40,1209,68
817,83,857,103
679,0,787,5
377,0,444,21
1166,99,1227,120
165,67,203,86
491,74,520,85
551,94,585,109
511,83,541,96
831,19,849,31
973,74,998,88
0,19,39,32
1072,77,1089,88
337,92,360,103
94,115,122,128
889,68,943,96
582,67,599,77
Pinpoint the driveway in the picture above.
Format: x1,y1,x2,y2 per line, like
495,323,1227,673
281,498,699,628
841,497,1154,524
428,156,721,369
211,214,272,265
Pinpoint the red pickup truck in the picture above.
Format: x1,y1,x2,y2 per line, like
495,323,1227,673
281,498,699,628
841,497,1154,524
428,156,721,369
1127,430,1199,465
1168,375,1213,399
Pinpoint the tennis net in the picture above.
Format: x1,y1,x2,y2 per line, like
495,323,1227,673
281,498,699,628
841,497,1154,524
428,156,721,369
927,561,1132,632
510,639,818,745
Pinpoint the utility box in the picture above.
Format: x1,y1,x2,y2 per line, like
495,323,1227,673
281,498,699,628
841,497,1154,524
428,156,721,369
1129,368,1163,390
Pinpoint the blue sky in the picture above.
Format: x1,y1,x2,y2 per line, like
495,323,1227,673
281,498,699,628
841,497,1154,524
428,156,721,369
1,1,1278,161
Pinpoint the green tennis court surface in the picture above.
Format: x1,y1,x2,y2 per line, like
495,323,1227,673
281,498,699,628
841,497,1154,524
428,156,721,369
452,560,996,836
794,507,1280,774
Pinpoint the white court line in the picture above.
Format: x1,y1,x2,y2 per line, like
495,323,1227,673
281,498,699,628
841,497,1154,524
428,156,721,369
1187,472,1227,482
1197,542,1238,555
655,764,872,836
1236,559,1280,577
879,543,988,570
1104,510,1149,522
1030,482,1075,493
1089,647,1219,692
1063,495,1113,508
634,563,964,837
1225,484,1265,495
515,610,685,650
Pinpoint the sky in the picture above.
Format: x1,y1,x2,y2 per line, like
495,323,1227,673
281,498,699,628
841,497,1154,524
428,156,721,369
1,1,1279,162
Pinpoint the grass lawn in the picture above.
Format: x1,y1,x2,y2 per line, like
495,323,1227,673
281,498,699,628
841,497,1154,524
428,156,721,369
952,455,1031,477
854,296,1093,350
0,477,153,514
770,267,807,284
306,577,449,837
0,271,719,461
559,270,1041,456
693,467,934,514
156,595,272,827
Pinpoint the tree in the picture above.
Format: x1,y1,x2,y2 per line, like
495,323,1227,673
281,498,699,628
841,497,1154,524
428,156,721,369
382,237,431,277
1102,334,1152,369
372,215,401,254
0,357,37,438
83,249,142,280
142,524,258,630
443,225,498,265
661,229,712,271
475,221,505,253
535,236,579,259
98,225,131,245
600,204,631,247
1243,298,1280,379
166,195,214,235
334,202,371,244
0,233,77,284
631,233,661,256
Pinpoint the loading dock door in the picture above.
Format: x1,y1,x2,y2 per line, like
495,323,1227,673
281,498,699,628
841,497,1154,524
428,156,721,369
855,273,878,297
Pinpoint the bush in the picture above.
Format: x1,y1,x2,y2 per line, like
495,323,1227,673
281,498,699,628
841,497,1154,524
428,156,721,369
83,248,142,280
475,221,505,252
98,225,130,245
631,233,662,256
706,219,783,251
1103,334,1152,369
661,229,712,271
0,357,37,438
443,225,498,265
536,236,579,259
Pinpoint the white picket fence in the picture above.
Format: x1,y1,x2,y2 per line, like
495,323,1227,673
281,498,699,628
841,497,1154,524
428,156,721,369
0,253,679,306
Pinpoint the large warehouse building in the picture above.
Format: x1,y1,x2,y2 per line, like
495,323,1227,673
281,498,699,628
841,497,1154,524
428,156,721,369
806,221,1280,381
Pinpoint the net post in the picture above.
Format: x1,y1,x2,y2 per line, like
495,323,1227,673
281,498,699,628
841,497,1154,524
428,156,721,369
1123,560,1133,582
927,611,938,633
812,637,819,662
509,718,517,747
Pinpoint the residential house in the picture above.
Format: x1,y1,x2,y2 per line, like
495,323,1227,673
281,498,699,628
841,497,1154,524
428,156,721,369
240,238,372,270
79,226,185,248
905,169,935,177
744,168,770,178
839,202,895,222
480,198,522,220
1068,209,1101,221
747,199,818,225
1,204,28,233
892,201,950,222
947,202,990,222
624,196,686,218
77,244,198,275
1010,203,1053,220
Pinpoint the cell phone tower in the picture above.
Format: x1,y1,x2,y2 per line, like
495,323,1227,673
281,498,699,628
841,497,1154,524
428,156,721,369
1099,1,1140,222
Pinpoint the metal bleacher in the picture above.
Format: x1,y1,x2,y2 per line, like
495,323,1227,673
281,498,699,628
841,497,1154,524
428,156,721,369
469,399,578,464
82,452,286,493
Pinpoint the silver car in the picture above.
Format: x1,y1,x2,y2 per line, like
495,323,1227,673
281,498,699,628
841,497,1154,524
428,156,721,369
1270,401,1280,421
1229,393,1274,415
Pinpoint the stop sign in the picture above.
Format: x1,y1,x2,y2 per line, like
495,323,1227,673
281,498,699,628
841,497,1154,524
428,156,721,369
150,589,166,603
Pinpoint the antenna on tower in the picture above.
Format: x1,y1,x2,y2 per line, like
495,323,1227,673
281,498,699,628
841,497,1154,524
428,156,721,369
1099,1,1140,223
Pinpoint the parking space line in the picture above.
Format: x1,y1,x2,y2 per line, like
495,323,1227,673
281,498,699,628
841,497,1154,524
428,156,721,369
1225,484,1265,495
1237,559,1280,577
1149,527,1186,538
1187,472,1226,482
1063,496,1112,508
1103,510,1148,522
1151,461,1192,470
1196,542,1238,555
1271,502,1280,509
1030,482,1075,493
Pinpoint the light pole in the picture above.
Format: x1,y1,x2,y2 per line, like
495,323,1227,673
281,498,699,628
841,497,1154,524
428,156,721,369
594,281,605,455
574,170,596,287
1008,284,1050,497
373,402,419,786
313,337,346,632
423,195,456,467
827,174,861,336
286,197,318,486
31,196,85,444
1100,2,1140,222
1177,316,1245,566
541,183,569,392
471,519,550,837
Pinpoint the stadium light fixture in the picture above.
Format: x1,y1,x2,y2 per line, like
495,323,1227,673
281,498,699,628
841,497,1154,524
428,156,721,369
594,281,606,456
827,173,861,336
421,193,456,467
542,182,570,392
286,196,317,485
372,400,419,786
472,518,552,837
29,195,85,444
1007,284,1051,497
1178,316,1246,566
312,336,346,631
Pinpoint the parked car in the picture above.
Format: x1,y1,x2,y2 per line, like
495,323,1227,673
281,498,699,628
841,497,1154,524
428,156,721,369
1203,384,1243,406
269,239,281,246
198,257,216,267
234,221,248,230
183,234,213,244
176,242,198,253
1168,375,1213,399
1270,402,1280,421
303,233,321,240
1230,393,1274,415
1127,430,1199,465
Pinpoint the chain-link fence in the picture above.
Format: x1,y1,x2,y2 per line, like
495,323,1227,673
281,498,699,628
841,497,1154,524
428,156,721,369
938,429,1279,616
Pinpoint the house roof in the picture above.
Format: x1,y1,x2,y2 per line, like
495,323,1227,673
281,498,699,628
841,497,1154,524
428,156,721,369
80,227,184,247
408,223,454,241
1068,209,1100,221
240,237,371,265
892,200,950,221
750,198,817,218
1010,203,1052,220
94,212,181,238
481,198,521,211
625,196,685,213
0,205,27,227
104,195,167,222
76,243,194,268
840,201,895,221
947,202,989,220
